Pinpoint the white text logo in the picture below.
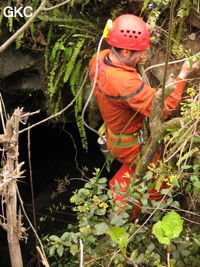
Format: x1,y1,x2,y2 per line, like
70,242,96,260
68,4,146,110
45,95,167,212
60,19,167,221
3,6,33,18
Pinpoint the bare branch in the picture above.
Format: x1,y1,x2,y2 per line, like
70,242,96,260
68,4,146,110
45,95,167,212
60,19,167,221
79,239,84,267
36,246,50,267
16,186,50,267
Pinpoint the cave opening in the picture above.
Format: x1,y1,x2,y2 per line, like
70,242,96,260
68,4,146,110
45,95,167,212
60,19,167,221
0,112,121,267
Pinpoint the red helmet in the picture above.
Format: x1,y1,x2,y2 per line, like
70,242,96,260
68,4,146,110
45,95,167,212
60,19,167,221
106,14,150,50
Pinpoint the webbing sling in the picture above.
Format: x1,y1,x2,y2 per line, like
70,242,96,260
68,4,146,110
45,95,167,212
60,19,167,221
98,123,139,149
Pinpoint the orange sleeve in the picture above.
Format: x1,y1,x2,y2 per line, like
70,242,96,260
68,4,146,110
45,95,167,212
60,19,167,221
163,78,186,118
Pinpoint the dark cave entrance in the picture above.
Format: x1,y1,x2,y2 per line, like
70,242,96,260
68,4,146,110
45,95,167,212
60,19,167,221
0,112,121,267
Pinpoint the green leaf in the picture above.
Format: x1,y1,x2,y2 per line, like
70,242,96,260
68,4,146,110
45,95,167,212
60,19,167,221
141,0,150,14
172,178,179,187
49,42,59,62
131,192,141,199
106,152,114,172
60,232,72,246
98,178,107,184
152,211,184,245
141,195,148,206
70,244,79,256
178,147,198,166
144,172,153,181
49,235,61,243
171,201,180,208
130,249,138,261
162,211,183,240
57,245,64,257
110,214,125,226
147,182,155,190
181,165,192,170
107,226,129,249
63,40,84,83
152,221,170,245
161,188,170,195
95,223,109,235
147,243,155,253
49,245,56,256
167,198,173,205
85,182,92,188
190,175,200,189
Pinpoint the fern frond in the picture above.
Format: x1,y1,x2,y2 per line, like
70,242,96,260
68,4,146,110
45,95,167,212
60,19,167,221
58,25,93,34
70,59,83,96
50,34,66,62
75,100,88,151
38,16,97,30
52,61,67,97
15,33,24,49
63,40,84,83
48,50,61,100
45,25,53,72
72,34,95,41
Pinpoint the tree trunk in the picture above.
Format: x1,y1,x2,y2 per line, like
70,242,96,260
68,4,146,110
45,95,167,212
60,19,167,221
5,108,23,267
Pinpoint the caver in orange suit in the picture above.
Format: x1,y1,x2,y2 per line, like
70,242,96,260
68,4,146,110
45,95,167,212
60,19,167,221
89,15,186,217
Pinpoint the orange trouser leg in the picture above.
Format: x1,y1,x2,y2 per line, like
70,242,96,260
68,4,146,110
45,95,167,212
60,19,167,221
109,150,168,219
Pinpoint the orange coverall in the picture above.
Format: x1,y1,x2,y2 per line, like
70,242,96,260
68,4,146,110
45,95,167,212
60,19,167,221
89,49,186,216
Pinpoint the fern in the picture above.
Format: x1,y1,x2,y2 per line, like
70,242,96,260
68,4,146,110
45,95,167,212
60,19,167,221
8,15,13,33
48,50,61,101
50,35,66,63
75,68,88,151
0,2,5,34
140,0,151,15
178,147,199,167
70,59,83,96
58,24,93,34
45,25,53,73
75,103,88,151
52,62,67,98
38,16,97,30
30,23,37,43
15,33,24,49
54,90,62,116
38,15,68,23
70,63,88,151
63,40,84,83
72,34,95,41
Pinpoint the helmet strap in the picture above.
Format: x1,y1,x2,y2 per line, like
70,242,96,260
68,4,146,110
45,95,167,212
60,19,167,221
111,47,138,67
